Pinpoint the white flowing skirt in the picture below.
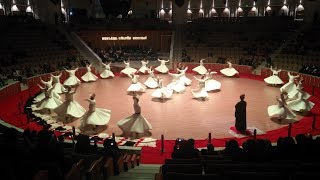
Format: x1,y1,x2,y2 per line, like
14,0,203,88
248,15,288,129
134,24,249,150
52,83,66,94
127,83,146,92
81,108,111,127
155,65,169,73
205,79,221,91
220,68,239,77
192,65,207,75
81,72,98,82
100,70,115,78
287,99,315,112
117,113,152,133
167,81,186,93
63,75,81,86
267,105,296,119
288,89,311,99
151,87,173,98
191,87,208,98
179,76,192,86
264,75,284,85
54,100,86,118
138,66,149,74
38,97,62,110
34,91,60,102
121,67,137,75
280,81,296,94
144,77,158,88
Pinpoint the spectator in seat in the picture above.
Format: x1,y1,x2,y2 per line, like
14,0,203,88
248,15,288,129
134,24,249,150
99,138,123,175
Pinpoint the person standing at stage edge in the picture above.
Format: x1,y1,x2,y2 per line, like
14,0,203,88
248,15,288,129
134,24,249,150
235,94,247,133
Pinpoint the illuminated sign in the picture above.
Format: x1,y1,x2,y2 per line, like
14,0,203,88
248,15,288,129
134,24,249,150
101,36,147,41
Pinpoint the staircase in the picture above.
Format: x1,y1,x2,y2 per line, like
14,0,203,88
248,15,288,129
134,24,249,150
58,26,102,70
108,164,161,180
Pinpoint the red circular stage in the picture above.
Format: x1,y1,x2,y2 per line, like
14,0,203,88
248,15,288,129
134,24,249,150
57,73,309,140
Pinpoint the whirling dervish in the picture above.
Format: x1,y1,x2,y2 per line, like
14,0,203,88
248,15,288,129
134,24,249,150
192,59,207,75
34,77,60,102
220,61,239,77
100,61,115,79
54,84,86,123
264,66,284,86
36,83,62,113
127,73,146,94
120,59,137,76
177,66,192,86
51,73,66,94
80,93,111,132
155,58,169,73
151,76,173,99
267,92,296,120
167,72,186,93
191,75,209,101
280,72,299,94
144,67,158,89
117,95,152,138
63,67,81,86
204,69,221,91
288,77,310,99
287,86,315,113
138,59,149,74
81,63,98,82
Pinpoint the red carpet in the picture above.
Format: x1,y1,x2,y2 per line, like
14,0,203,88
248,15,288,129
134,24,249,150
1,74,320,164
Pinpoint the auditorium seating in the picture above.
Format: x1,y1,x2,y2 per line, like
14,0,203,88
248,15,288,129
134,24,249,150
155,136,320,180
0,15,81,81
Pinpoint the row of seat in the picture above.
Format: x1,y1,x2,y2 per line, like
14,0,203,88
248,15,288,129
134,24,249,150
155,157,320,180
64,153,141,180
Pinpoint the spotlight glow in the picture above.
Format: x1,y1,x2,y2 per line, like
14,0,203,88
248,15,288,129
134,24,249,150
26,6,33,13
237,7,243,12
297,4,304,11
11,5,19,12
266,6,271,11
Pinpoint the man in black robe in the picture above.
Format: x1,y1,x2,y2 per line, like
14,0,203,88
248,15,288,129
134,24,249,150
235,94,247,133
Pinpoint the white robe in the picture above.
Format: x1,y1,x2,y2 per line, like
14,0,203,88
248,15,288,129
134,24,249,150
167,73,186,93
288,82,310,99
100,63,115,79
268,98,296,120
64,68,81,86
117,101,152,134
280,72,298,94
138,61,149,74
192,60,207,75
220,62,239,77
151,80,173,99
54,92,86,119
52,74,66,94
38,87,62,110
81,65,98,82
177,67,192,86
144,69,158,89
264,69,284,85
155,60,169,73
287,90,314,112
204,71,221,91
121,62,137,76
127,74,146,92
80,99,111,127
191,78,208,99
